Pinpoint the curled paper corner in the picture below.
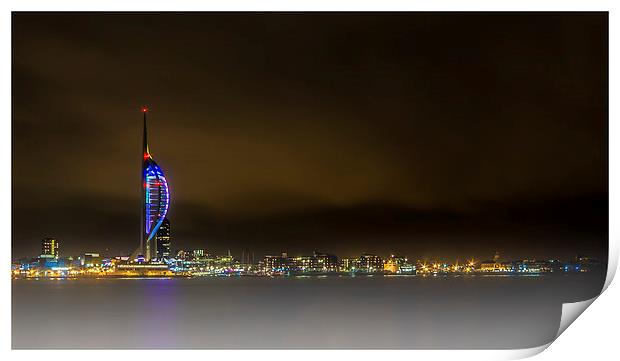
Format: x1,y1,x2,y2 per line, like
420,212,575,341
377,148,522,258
503,342,553,360
552,249,620,341
603,250,619,292
492,300,599,361
556,296,597,338
355,344,553,361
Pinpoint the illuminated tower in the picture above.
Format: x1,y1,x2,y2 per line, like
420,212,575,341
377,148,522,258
141,107,170,261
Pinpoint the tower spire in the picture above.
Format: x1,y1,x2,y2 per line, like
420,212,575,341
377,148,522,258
139,105,149,259
142,106,150,158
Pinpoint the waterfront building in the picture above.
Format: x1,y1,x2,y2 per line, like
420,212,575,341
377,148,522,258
193,249,206,259
399,262,416,274
155,218,171,260
339,258,358,272
263,255,286,272
288,256,311,272
358,254,383,273
261,252,340,274
113,263,173,277
176,250,188,260
80,253,101,268
168,253,239,275
41,237,59,259
479,260,510,272
384,254,409,274
310,252,338,272
111,256,130,268
214,255,235,269
512,260,557,273
140,107,171,261
479,252,511,272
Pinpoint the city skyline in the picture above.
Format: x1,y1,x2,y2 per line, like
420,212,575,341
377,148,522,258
13,235,603,279
13,234,603,267
12,13,607,261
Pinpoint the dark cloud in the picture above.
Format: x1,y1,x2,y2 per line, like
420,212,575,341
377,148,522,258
12,13,607,260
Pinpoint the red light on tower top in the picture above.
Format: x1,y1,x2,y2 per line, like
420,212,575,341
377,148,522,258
142,106,149,113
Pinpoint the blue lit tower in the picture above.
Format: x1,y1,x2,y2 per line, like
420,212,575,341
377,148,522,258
140,107,170,261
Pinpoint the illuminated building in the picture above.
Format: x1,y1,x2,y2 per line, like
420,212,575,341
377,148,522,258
310,252,338,272
275,252,339,273
288,256,311,272
513,260,556,273
479,252,511,273
358,254,383,273
339,258,358,272
80,253,101,268
113,263,174,277
399,263,416,274
41,237,59,259
263,255,286,272
478,260,505,272
140,107,171,261
215,254,234,268
479,260,513,273
192,249,205,259
383,255,407,273
155,218,171,260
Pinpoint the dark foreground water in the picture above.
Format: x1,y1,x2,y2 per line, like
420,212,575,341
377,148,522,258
12,274,604,349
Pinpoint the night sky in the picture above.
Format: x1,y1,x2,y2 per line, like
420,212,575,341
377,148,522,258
12,13,608,261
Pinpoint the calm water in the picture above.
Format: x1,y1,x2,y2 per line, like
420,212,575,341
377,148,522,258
12,275,604,349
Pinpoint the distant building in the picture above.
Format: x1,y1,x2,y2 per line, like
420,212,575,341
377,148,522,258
263,255,286,272
339,258,358,272
479,260,511,272
192,249,213,262
41,237,59,259
358,254,383,273
479,252,511,272
215,255,234,269
279,252,339,273
155,218,171,260
176,250,188,260
311,252,338,272
114,263,173,277
80,253,101,268
509,259,570,274
384,254,409,274
288,256,311,272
